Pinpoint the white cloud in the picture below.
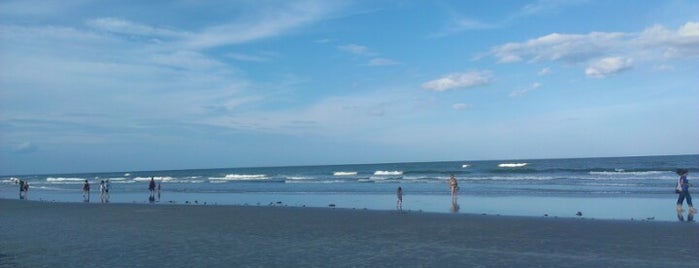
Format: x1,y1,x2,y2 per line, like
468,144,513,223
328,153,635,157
488,21,698,78
422,71,492,91
585,57,633,78
452,103,471,110
520,0,590,16
537,67,551,76
338,44,370,55
368,58,399,66
14,141,38,153
184,2,340,49
87,17,187,38
491,32,626,63
227,52,272,62
509,82,541,97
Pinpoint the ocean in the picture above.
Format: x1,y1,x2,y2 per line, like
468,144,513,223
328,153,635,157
2,154,697,221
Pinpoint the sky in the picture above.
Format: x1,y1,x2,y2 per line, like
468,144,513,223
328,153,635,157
1,0,698,175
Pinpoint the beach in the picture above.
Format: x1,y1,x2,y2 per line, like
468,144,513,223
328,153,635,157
1,199,697,267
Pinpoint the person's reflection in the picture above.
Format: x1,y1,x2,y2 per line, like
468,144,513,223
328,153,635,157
451,199,460,213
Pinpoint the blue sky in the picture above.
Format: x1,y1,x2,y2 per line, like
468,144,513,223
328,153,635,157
1,0,698,175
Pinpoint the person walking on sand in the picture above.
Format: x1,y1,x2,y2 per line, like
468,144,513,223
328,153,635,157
449,174,458,201
83,180,90,202
396,186,403,211
676,169,696,220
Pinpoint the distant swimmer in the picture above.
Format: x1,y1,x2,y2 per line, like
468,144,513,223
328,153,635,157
83,180,90,202
396,186,403,211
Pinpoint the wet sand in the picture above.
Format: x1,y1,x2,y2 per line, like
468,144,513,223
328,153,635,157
1,199,697,267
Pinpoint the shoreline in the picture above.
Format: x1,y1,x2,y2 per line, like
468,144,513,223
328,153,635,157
2,199,698,267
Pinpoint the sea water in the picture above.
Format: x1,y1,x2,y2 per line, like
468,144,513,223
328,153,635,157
2,154,697,221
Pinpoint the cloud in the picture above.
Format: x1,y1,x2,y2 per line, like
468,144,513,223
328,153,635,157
452,103,471,110
422,71,492,91
87,17,187,38
368,58,399,66
491,32,626,63
183,1,341,49
585,57,633,78
14,142,38,153
537,67,551,76
509,82,541,97
338,43,370,55
227,52,273,62
519,0,590,16
487,21,698,78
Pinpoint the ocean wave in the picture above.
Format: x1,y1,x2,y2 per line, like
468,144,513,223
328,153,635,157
285,179,348,184
374,171,403,176
333,172,358,176
498,163,528,168
462,164,470,168
208,174,268,181
588,171,668,176
133,177,175,182
45,177,86,184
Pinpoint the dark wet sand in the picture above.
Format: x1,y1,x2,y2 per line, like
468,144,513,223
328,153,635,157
1,199,697,267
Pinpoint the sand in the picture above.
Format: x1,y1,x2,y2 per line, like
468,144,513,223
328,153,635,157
1,199,697,267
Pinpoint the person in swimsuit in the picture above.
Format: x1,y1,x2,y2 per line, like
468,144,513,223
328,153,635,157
449,174,458,201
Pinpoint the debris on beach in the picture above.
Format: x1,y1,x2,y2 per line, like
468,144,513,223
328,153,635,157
328,203,336,208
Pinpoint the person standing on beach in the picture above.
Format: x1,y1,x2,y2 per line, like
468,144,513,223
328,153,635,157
22,181,29,200
99,180,106,203
676,169,696,219
104,179,111,203
449,174,458,201
18,180,24,199
149,177,156,202
83,180,90,202
157,181,161,201
396,186,403,211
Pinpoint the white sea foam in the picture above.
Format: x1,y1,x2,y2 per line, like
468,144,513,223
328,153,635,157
2,177,21,184
373,171,403,176
589,171,666,176
285,176,315,180
333,172,358,176
46,177,85,184
285,180,346,184
498,163,528,168
132,177,174,182
124,173,131,177
208,174,267,181
462,164,470,168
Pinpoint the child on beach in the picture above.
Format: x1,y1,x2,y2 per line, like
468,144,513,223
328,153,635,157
83,180,90,202
676,169,696,221
396,187,403,211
